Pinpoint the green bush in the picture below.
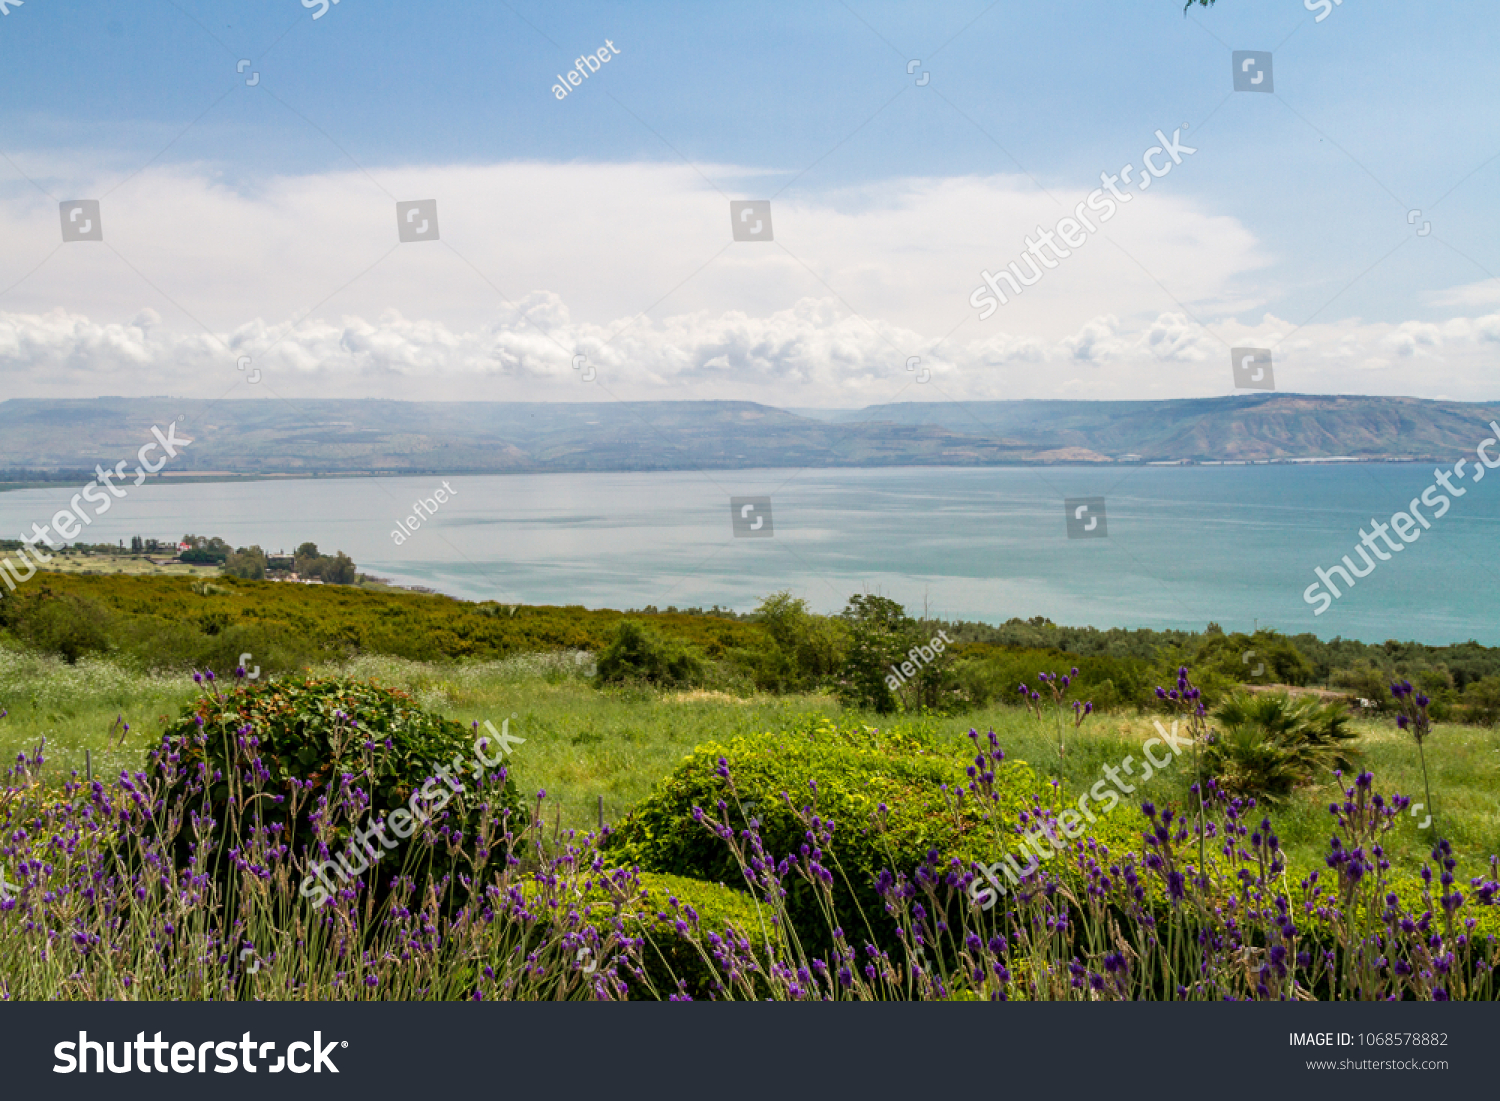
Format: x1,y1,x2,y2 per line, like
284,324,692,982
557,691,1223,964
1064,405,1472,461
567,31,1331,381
150,674,525,906
0,586,115,663
604,716,1141,953
1192,630,1316,687
1462,676,1500,726
728,591,847,692
595,618,705,687
114,615,322,676
520,868,769,1000
833,594,955,713
616,872,771,999
0,579,325,673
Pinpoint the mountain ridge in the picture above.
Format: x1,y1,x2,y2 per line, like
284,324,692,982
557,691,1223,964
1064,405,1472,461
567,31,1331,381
2,393,1497,476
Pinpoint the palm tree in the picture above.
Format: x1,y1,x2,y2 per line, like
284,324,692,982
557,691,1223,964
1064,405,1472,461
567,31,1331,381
1208,691,1358,801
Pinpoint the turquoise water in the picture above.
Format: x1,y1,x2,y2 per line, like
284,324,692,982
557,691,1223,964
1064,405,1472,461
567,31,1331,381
3,463,1497,645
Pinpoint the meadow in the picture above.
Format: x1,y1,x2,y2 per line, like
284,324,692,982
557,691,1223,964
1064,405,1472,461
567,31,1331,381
3,573,1500,1000
3,644,1495,889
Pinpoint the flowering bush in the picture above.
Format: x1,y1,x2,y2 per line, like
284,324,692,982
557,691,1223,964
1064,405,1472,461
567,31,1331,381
602,716,1139,955
150,670,524,907
653,760,1500,1000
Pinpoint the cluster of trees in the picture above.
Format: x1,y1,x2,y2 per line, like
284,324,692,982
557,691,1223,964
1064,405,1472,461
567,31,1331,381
290,542,358,585
936,612,1500,699
0,468,98,486
223,546,269,579
176,538,356,585
593,595,1500,725
128,536,185,555
597,591,1151,715
178,535,232,565
110,535,357,585
598,592,964,713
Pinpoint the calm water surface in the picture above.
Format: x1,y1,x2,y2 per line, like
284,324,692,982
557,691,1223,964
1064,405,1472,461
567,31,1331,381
3,464,1497,645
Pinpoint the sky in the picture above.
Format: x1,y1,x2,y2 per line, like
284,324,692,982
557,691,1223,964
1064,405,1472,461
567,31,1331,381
2,0,1498,409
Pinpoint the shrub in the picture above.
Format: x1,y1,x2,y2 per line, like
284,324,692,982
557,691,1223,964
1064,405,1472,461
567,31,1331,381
1330,661,1406,711
0,587,115,663
595,618,705,687
517,868,768,999
1207,691,1357,801
603,716,1139,953
729,591,847,692
1462,676,1500,726
149,673,525,907
611,872,770,999
1192,630,1316,687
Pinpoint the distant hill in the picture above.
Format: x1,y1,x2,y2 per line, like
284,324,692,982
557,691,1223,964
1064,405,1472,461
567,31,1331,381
823,395,1500,463
2,393,1498,477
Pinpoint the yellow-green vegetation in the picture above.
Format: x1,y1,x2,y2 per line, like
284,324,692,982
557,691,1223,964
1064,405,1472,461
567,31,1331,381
1,571,770,671
4,571,1500,957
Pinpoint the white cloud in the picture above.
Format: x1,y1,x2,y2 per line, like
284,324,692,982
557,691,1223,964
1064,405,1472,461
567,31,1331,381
0,158,1498,404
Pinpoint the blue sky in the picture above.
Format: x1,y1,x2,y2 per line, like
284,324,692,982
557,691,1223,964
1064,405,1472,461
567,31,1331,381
1,0,1498,406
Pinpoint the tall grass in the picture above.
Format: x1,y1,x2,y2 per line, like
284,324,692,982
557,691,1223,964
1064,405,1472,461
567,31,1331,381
4,644,1499,873
2,700,1496,1000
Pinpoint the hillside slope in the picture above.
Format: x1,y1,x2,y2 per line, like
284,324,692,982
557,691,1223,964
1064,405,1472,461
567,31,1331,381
3,393,1497,475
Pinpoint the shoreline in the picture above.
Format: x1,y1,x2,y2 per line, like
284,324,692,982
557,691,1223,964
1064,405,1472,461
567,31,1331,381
0,455,1434,493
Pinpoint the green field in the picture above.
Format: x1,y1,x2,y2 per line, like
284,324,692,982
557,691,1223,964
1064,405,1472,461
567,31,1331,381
3,644,1493,884
0,548,221,578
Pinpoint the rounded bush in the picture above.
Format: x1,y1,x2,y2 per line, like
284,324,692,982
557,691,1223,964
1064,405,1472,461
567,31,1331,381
603,717,1147,953
150,673,525,907
595,618,705,686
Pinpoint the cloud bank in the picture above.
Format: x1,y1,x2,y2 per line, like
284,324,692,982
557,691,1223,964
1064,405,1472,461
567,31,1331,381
1,159,1496,405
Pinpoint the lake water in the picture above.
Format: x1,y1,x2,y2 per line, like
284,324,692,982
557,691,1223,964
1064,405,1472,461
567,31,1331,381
3,463,1498,645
